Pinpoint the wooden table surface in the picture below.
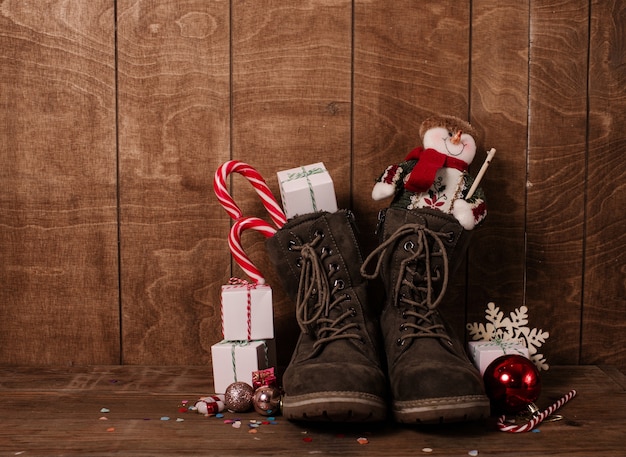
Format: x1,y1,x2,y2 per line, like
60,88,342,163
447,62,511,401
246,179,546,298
0,365,624,456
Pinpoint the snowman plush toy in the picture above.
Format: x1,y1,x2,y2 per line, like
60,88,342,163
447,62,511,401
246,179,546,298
372,114,486,230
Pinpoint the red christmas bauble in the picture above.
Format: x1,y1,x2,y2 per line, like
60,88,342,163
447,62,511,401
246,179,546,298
483,354,541,414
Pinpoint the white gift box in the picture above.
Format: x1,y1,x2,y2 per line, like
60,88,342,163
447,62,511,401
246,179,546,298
468,340,530,375
211,339,277,394
277,162,338,219
221,283,274,341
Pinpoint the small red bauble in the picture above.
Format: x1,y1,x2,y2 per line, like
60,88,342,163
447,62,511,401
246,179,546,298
483,354,541,414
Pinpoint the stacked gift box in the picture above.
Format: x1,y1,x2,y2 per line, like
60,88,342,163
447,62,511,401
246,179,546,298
211,281,277,394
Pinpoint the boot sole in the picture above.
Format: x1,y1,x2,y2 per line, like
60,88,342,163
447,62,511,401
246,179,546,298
282,392,387,422
393,395,490,424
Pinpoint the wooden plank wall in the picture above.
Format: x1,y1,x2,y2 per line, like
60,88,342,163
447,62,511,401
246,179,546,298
1,1,624,371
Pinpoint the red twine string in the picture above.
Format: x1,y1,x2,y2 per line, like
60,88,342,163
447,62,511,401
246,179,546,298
228,277,254,340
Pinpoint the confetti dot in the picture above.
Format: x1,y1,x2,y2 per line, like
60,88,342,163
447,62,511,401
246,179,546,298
216,413,224,418
422,448,433,453
303,437,313,443
232,421,242,429
468,450,479,456
176,418,184,422
99,416,108,421
357,437,369,445
100,408,110,413
106,427,115,432
160,416,170,421
224,419,234,424
248,428,258,434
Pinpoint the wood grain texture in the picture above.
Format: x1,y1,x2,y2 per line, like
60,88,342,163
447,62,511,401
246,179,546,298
582,0,626,366
116,0,231,365
1,366,625,456
525,0,589,365
1,2,625,371
353,0,471,336
0,1,120,364
467,1,530,330
230,0,353,365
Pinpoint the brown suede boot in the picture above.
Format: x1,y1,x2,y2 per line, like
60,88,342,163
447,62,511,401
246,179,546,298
361,207,489,424
266,210,387,422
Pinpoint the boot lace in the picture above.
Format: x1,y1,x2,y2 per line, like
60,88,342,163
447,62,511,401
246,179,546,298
361,224,450,343
292,230,361,356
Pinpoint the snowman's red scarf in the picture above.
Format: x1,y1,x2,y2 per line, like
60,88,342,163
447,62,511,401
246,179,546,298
404,146,469,193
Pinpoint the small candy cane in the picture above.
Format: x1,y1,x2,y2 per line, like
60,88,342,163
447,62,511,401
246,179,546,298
214,160,287,228
228,216,277,284
497,389,577,433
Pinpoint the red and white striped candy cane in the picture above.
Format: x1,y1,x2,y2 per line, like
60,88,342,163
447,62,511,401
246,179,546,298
214,160,287,228
229,216,277,284
497,389,577,433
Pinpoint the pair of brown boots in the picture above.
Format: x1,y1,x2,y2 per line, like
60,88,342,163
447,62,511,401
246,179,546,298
266,208,489,424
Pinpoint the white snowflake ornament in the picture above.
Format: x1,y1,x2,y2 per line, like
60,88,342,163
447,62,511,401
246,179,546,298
467,302,550,371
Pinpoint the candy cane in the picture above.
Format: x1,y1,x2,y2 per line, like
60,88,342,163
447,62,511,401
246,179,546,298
214,160,287,228
229,216,277,284
497,389,577,433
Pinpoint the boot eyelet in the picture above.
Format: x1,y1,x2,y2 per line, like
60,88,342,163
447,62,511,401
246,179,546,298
396,338,405,347
314,229,325,239
401,310,408,319
446,231,455,243
321,246,333,256
349,306,357,316
403,240,415,251
333,279,345,290
399,323,407,331
328,262,339,272
295,256,303,268
344,293,352,301
446,339,453,347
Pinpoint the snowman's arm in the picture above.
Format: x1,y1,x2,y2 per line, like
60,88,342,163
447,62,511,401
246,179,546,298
371,163,406,200
453,174,487,229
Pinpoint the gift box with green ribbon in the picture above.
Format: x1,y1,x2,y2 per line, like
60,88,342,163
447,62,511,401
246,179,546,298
277,162,337,219
211,339,277,394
